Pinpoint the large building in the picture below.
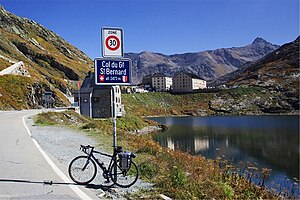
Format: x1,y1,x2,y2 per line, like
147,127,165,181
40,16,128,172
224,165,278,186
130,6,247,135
152,73,172,92
172,71,206,93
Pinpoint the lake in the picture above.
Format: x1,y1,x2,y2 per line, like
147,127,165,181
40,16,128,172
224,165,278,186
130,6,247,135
151,115,299,189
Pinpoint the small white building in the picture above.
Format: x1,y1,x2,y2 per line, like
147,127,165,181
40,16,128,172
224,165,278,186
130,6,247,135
172,71,206,93
152,73,172,92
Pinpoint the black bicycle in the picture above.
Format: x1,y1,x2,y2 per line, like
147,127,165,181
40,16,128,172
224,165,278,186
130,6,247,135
68,145,138,188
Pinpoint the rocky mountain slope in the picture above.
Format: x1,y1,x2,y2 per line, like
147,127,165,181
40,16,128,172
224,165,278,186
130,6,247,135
0,6,92,109
125,38,279,84
226,37,299,87
210,37,299,114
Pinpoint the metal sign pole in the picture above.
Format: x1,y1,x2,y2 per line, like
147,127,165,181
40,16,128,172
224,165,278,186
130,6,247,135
112,86,118,182
112,86,117,147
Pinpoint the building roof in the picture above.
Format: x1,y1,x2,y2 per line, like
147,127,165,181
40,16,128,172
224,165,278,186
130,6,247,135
143,74,152,78
174,71,205,80
79,71,112,92
152,72,172,78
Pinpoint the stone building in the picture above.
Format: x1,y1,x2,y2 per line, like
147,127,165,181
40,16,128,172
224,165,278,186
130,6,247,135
151,73,172,92
73,72,124,118
172,71,206,93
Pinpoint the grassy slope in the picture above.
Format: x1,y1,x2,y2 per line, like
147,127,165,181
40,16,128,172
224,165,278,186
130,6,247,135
122,87,276,116
122,92,214,116
0,75,32,109
0,23,92,110
0,74,69,110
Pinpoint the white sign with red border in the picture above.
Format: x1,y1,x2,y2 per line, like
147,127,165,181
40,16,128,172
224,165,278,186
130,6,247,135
102,27,123,57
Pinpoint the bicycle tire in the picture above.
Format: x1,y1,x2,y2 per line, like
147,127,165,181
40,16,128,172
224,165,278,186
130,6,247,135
109,160,139,188
68,156,97,185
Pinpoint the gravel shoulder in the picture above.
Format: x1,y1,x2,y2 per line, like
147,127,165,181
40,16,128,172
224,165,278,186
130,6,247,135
26,115,153,199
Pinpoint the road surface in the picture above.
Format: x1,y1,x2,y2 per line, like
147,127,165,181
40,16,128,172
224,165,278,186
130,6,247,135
0,109,98,199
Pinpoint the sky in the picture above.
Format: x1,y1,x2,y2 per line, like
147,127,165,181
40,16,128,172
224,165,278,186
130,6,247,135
1,0,299,59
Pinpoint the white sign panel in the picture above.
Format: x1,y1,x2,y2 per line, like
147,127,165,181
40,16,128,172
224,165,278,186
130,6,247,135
102,27,123,57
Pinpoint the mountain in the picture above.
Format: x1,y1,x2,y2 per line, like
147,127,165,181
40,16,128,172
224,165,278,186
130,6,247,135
0,6,92,109
125,38,279,84
224,36,300,111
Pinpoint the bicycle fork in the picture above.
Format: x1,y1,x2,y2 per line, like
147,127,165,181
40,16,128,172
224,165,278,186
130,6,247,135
82,159,90,171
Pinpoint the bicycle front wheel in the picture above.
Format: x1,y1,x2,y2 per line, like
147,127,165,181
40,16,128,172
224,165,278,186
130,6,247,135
110,160,139,188
68,156,97,185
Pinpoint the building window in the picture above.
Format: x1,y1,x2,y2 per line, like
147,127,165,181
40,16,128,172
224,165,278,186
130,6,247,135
93,97,99,103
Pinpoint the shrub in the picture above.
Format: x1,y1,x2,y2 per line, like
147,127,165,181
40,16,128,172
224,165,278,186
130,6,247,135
81,122,97,129
138,161,159,179
169,166,188,187
221,182,235,199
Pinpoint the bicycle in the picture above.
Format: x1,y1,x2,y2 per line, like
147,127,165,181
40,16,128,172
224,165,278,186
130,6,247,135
68,145,139,188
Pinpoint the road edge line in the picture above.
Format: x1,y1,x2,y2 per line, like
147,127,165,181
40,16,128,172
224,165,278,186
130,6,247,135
22,114,94,200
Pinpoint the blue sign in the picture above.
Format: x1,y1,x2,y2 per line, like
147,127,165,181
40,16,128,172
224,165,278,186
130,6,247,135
94,58,132,85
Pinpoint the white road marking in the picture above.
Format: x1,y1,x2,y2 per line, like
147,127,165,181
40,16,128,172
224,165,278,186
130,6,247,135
22,114,93,200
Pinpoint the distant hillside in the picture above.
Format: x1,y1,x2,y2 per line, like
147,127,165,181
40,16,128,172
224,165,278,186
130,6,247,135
125,38,279,84
213,36,300,112
0,6,92,109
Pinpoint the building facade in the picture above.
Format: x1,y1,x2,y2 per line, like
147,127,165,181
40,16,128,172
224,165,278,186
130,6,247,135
151,73,172,92
73,72,124,118
172,71,206,93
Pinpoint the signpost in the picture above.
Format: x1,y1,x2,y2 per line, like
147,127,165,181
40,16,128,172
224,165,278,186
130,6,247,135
102,27,124,57
95,27,131,149
94,58,131,86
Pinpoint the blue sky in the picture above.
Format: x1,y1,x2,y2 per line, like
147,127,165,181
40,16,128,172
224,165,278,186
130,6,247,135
1,0,299,59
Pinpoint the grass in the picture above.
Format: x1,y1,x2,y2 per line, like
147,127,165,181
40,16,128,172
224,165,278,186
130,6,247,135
122,86,278,117
0,25,92,110
122,92,214,116
0,75,32,110
0,57,12,71
34,110,282,199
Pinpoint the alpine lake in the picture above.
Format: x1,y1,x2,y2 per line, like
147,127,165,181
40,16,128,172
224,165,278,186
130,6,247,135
150,115,299,194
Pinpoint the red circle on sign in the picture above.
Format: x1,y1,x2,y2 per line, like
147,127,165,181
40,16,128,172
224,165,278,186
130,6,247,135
105,35,120,51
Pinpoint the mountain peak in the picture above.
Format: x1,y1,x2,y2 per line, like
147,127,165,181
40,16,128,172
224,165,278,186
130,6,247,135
252,37,269,45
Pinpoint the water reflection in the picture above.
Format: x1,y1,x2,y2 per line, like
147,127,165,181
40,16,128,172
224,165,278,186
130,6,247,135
194,137,209,153
151,116,299,182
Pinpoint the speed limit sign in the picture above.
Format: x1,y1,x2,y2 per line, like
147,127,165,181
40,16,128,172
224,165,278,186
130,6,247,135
102,27,123,57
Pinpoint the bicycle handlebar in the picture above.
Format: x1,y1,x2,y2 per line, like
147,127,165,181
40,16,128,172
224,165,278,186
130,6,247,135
80,145,94,154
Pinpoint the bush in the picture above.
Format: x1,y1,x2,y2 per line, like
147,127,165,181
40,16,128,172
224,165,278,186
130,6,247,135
138,161,159,179
221,182,234,199
81,122,97,129
169,166,188,187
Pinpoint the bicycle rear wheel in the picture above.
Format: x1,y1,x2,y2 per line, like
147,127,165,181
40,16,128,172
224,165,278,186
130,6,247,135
110,160,139,188
68,156,97,185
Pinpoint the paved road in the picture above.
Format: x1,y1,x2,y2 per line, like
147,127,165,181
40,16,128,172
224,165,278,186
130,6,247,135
0,109,97,199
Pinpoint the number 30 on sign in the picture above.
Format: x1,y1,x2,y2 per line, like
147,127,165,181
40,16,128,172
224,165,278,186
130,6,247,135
102,27,123,57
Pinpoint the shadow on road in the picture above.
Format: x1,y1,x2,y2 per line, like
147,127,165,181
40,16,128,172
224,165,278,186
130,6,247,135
0,178,110,190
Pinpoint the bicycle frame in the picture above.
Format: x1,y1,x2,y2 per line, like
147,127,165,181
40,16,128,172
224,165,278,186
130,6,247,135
82,146,121,181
